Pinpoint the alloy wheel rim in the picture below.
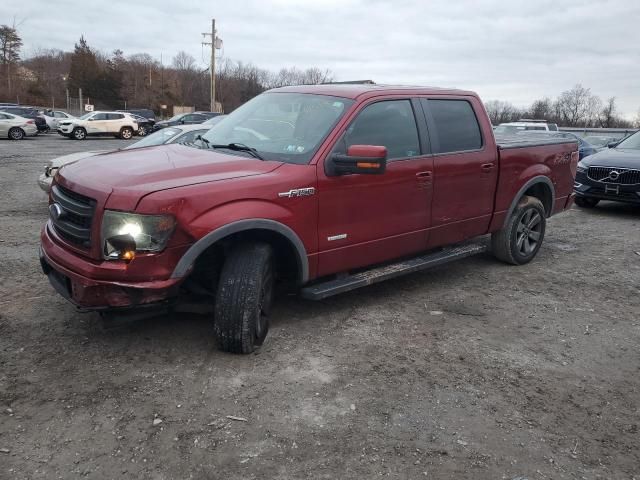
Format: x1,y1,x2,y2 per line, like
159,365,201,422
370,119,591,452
516,208,542,256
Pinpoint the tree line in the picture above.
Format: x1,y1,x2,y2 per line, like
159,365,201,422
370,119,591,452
0,25,333,115
1,24,639,125
484,85,638,128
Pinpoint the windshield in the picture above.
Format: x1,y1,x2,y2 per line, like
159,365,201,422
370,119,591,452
203,115,226,126
124,127,180,149
78,113,94,120
615,132,640,150
202,93,354,164
167,113,185,122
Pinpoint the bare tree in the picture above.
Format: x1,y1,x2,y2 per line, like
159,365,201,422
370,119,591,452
0,24,23,93
556,84,601,127
484,100,521,125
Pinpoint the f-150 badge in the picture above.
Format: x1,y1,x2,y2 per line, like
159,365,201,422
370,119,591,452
278,187,316,198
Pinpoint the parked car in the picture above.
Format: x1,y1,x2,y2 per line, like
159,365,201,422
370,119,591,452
38,124,211,192
128,113,155,136
117,108,156,122
583,135,620,150
153,111,220,131
42,110,75,131
0,111,39,140
40,84,578,354
0,106,48,132
494,120,558,134
574,130,640,208
507,131,597,160
57,111,139,140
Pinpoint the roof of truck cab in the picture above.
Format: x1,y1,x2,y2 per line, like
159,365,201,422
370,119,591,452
268,84,476,99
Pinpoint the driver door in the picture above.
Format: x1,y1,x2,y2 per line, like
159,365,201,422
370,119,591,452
316,99,434,276
86,113,107,133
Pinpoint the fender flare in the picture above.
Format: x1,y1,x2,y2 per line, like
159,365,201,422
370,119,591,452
171,218,309,283
503,176,555,227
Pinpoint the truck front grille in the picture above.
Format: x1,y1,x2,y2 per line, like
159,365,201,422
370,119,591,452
50,185,96,248
587,166,640,185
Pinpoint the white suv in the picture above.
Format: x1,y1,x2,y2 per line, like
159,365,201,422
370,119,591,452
57,111,138,140
494,119,559,135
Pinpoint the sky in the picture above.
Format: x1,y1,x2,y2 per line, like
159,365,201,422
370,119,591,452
5,0,640,118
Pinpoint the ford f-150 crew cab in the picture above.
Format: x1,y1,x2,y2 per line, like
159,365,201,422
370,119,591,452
40,84,578,353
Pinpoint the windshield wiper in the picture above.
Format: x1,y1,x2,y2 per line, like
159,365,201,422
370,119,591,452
198,137,264,160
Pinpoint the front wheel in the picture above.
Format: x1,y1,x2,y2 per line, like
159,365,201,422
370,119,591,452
137,125,148,136
8,127,24,140
492,195,546,265
72,127,86,140
120,127,133,139
213,243,275,354
575,196,599,208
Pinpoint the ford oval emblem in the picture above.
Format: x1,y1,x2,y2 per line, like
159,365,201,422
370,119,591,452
49,203,64,220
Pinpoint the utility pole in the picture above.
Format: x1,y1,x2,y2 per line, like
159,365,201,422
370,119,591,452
202,19,223,112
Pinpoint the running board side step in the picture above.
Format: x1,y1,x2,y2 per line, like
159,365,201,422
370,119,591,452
301,242,488,300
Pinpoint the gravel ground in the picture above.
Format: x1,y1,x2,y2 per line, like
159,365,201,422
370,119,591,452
1,135,639,479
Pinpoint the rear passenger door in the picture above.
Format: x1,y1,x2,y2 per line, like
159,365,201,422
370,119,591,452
316,98,434,276
420,98,498,247
106,113,126,133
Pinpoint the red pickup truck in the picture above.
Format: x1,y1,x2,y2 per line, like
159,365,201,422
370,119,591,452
40,84,578,353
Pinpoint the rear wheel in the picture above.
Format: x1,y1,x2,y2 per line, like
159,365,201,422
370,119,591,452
213,243,275,354
120,127,133,139
8,127,24,140
137,125,148,136
575,196,599,208
72,127,86,140
492,195,546,265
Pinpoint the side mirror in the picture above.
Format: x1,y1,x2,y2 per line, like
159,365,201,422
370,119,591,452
326,145,387,176
88,118,94,121
607,141,618,148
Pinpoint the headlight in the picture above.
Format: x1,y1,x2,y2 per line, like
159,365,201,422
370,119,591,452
576,161,586,173
101,210,175,260
45,166,59,177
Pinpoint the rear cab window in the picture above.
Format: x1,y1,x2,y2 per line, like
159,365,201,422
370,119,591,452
421,99,483,154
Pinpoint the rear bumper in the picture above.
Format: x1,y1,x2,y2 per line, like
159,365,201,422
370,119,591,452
40,226,184,310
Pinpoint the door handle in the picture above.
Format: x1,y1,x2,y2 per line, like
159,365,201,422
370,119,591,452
481,163,495,172
416,171,432,179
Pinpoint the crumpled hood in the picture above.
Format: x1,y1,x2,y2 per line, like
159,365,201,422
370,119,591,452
57,144,283,209
580,148,640,169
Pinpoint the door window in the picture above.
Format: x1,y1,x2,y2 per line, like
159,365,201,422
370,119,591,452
344,100,420,160
92,113,108,120
423,99,482,154
107,113,124,120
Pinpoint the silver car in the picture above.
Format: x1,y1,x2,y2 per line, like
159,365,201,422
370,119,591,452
43,110,75,131
0,112,39,140
38,123,211,192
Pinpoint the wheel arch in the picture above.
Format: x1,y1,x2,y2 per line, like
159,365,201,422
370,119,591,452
171,219,309,284
503,176,555,227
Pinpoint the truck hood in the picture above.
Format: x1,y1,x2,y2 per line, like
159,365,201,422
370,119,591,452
580,148,640,169
57,144,283,209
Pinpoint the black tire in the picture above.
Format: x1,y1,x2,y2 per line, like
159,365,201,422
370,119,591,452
120,127,133,139
491,195,546,265
72,127,86,140
8,127,24,140
575,196,599,208
213,243,275,354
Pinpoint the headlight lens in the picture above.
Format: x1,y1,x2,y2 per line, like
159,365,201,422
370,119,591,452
101,210,175,260
576,161,586,173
